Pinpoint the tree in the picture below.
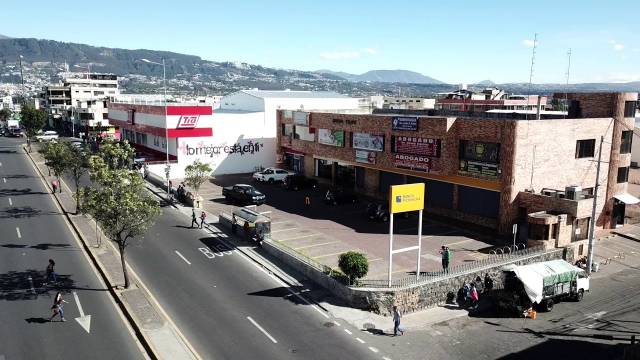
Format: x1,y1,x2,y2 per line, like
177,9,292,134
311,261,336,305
0,108,11,122
39,141,70,193
20,106,47,152
65,143,89,214
82,141,160,288
338,251,369,285
91,140,135,171
183,159,213,198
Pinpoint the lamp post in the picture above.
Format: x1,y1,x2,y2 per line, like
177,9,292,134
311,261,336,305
141,58,170,197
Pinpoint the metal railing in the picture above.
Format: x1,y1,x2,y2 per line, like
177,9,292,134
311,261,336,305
354,246,563,289
267,239,330,274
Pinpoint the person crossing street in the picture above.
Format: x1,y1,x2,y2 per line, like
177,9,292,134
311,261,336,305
199,211,207,229
191,208,199,228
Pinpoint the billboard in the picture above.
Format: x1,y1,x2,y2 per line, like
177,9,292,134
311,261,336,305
389,183,425,214
394,154,432,172
392,117,418,131
318,129,345,147
293,111,309,126
393,136,440,157
459,140,500,163
352,132,384,152
355,150,376,164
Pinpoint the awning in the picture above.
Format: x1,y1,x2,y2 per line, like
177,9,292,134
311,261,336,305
614,193,640,204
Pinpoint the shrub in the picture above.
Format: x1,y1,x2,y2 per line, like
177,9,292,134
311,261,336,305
338,251,369,285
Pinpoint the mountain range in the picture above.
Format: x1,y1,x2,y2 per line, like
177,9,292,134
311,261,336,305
0,36,638,96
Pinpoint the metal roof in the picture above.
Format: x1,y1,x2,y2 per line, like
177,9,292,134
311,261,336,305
239,90,350,99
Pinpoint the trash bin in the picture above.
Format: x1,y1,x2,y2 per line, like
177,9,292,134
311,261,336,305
591,262,600,273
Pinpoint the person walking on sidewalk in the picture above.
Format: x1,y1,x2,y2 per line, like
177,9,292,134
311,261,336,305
51,179,59,194
199,211,207,229
392,306,404,336
44,259,57,285
440,246,450,271
191,208,199,228
48,292,68,322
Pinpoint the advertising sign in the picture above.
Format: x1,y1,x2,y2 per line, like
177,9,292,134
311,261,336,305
353,132,384,152
460,140,500,163
459,160,499,178
394,154,432,172
318,129,345,147
293,111,309,126
393,136,440,157
392,117,418,131
355,150,376,164
389,183,425,214
176,115,200,129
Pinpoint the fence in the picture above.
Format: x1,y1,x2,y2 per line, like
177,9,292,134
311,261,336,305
267,238,331,274
355,245,562,289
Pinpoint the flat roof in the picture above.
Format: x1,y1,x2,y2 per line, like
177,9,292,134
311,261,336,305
239,90,351,99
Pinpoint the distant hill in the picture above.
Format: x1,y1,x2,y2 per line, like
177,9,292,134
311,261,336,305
475,80,496,86
0,34,11,39
317,69,445,84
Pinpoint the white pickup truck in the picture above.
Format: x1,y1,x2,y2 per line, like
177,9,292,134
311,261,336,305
252,168,293,183
35,131,59,142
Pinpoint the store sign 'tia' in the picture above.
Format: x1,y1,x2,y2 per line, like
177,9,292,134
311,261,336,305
176,115,200,129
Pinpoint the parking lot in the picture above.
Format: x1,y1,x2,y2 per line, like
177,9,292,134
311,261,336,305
190,173,500,280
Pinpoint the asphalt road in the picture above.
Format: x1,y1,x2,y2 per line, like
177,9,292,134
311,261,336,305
0,137,145,360
125,204,376,360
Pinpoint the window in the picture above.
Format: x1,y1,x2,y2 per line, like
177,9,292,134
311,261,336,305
621,130,633,154
575,139,595,158
617,166,629,183
281,123,294,136
624,101,637,118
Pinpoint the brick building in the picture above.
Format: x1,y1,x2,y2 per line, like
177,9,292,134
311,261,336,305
276,92,639,248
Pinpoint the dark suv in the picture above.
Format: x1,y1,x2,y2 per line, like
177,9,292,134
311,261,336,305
282,174,318,191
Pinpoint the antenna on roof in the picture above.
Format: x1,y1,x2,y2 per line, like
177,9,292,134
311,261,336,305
563,48,572,119
526,33,538,120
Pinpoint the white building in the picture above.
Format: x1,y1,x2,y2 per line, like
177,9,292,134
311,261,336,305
108,90,360,179
382,96,436,110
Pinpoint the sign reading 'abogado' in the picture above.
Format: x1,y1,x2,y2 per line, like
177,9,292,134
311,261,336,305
394,154,432,172
393,136,440,157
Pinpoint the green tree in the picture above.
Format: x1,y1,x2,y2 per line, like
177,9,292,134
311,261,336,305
338,251,369,285
0,108,11,122
82,140,160,288
66,143,89,214
39,141,70,193
20,106,47,152
184,159,213,198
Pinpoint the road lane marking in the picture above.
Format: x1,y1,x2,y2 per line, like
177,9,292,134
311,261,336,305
174,250,191,265
16,227,21,238
271,227,298,233
294,241,340,250
368,346,379,353
247,316,278,344
278,234,319,242
73,291,92,333
2,178,5,183
355,337,365,344
8,198,12,206
333,321,341,327
27,276,35,293
344,329,352,335
383,357,392,360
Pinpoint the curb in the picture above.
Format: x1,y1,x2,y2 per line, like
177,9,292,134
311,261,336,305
611,231,640,243
23,146,159,360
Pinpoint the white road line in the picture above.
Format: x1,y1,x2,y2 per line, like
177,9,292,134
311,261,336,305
344,329,352,335
174,250,191,265
16,227,21,238
383,357,392,360
333,321,341,327
8,198,12,206
368,346,379,353
278,234,319,242
355,337,365,344
2,178,5,183
247,316,278,344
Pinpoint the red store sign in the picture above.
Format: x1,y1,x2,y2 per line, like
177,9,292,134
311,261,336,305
393,136,440,157
394,154,432,172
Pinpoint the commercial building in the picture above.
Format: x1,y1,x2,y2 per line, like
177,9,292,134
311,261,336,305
107,90,360,179
42,73,119,138
435,87,547,113
382,96,436,110
277,92,639,249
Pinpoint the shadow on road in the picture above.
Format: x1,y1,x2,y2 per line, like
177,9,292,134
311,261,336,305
0,206,61,219
0,188,49,196
496,337,628,359
3,174,34,179
25,317,50,324
1,243,72,250
247,286,312,306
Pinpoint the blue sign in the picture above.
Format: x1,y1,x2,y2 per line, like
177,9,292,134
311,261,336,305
396,196,402,203
392,117,418,131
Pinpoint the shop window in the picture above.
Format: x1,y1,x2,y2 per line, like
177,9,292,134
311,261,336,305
315,159,332,180
620,130,633,154
624,101,637,118
575,139,595,158
617,166,629,183
528,224,549,240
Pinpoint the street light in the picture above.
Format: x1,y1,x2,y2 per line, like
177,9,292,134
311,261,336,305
140,58,170,197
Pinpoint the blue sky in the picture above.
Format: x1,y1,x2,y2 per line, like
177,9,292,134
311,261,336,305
3,0,638,83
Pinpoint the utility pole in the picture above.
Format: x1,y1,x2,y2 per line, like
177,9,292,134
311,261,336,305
18,55,25,105
586,136,604,274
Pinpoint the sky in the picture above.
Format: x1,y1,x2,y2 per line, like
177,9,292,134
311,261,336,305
2,0,639,84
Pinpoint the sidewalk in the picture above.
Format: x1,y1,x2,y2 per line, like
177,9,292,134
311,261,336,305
25,146,199,360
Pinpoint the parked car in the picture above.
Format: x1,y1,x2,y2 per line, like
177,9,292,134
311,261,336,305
252,167,293,183
324,188,358,205
366,202,390,222
282,174,318,190
8,129,25,137
222,184,266,205
35,130,59,142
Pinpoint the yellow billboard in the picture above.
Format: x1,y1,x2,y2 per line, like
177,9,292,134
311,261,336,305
389,183,425,214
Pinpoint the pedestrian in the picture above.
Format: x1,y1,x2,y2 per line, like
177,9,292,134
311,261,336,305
48,292,68,322
304,195,311,207
440,246,449,271
474,276,484,294
44,259,57,285
243,220,251,240
392,305,404,336
446,247,452,269
470,283,479,309
51,179,59,194
231,214,238,234
191,208,198,228
199,211,207,229
484,273,494,293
